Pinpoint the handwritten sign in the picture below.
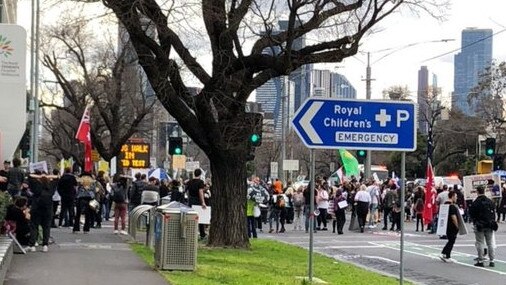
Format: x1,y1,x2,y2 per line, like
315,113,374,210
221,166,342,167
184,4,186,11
118,143,150,169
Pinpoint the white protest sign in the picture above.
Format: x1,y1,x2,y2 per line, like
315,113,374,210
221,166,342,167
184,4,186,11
29,161,48,174
436,204,449,236
191,205,211,225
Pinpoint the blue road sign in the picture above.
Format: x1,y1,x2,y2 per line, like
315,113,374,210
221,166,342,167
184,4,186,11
291,98,417,151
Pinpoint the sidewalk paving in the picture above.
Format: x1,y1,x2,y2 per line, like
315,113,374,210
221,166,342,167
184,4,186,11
4,221,168,285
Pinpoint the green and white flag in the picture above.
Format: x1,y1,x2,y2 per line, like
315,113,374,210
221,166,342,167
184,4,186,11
338,149,360,177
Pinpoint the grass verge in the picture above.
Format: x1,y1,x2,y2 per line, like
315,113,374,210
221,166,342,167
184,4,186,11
131,239,406,285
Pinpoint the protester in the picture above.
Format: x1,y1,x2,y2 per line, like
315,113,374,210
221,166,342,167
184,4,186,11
73,173,96,234
186,169,207,239
129,172,146,212
470,186,497,267
292,187,305,231
4,196,31,248
333,189,347,235
354,184,371,233
6,158,25,197
57,167,77,228
28,172,56,252
316,185,329,231
440,191,461,262
111,174,128,235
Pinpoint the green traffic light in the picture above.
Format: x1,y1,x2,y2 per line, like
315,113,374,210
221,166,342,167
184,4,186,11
251,134,260,143
358,150,366,157
486,148,494,156
175,148,182,155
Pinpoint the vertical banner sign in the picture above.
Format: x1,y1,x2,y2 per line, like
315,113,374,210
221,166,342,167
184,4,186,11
0,25,27,163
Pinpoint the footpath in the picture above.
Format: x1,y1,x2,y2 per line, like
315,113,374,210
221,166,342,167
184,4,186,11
4,221,168,285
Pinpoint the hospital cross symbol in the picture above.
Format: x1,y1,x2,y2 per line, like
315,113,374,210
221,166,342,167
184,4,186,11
375,109,391,127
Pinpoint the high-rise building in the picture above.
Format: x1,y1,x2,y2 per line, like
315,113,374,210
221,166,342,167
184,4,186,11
453,28,493,116
311,69,332,98
417,66,429,133
331,73,356,99
0,0,17,23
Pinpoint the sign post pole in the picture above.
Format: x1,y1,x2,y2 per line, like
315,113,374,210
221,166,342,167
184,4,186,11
400,152,406,285
308,148,315,282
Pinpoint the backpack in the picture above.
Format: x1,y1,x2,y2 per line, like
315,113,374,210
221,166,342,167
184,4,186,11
111,184,126,203
276,196,286,208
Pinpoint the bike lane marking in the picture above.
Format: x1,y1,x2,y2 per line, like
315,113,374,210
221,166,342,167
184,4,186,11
369,241,506,275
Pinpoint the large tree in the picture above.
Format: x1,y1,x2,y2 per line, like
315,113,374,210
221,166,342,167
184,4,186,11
40,17,154,164
100,0,446,247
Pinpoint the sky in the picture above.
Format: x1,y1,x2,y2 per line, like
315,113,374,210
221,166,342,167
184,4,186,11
15,0,506,104
324,0,506,102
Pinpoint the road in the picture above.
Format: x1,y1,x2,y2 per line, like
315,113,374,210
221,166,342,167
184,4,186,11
262,219,506,285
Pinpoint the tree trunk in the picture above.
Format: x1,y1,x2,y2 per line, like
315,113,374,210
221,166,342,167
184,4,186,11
207,153,249,248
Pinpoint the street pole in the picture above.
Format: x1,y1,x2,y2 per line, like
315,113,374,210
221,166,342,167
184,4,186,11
400,152,406,285
30,0,41,163
364,52,373,179
281,77,287,184
308,148,315,282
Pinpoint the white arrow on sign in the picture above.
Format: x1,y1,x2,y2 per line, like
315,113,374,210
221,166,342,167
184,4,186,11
300,101,324,144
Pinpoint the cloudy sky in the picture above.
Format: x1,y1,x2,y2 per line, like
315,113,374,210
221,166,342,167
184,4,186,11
16,0,506,104
328,0,506,101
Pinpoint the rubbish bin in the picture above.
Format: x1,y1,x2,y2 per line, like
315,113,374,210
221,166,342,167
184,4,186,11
154,203,198,271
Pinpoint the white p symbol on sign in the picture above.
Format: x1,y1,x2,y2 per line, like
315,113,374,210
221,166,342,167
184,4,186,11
397,110,410,127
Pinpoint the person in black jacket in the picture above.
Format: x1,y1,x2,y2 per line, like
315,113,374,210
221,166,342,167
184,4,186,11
128,172,146,212
470,186,497,267
28,172,56,252
57,167,77,227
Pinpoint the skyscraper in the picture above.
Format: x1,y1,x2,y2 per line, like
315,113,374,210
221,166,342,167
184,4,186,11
453,28,493,116
417,66,429,133
331,73,357,99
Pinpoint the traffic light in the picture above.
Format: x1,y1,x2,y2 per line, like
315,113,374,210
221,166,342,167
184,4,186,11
168,137,183,155
249,133,262,147
485,138,496,156
494,154,504,170
356,149,366,164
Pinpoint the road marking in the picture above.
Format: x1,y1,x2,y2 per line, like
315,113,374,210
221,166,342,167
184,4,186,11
363,255,400,264
370,241,506,275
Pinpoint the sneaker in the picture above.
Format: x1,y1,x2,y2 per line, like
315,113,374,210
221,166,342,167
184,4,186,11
322,228,328,231
35,242,39,247
120,230,128,235
28,246,36,252
489,261,495,267
114,230,119,235
42,245,48,252
439,254,448,262
474,262,484,267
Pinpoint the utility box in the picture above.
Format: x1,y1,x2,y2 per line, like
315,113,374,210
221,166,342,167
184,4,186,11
477,160,493,174
154,206,198,271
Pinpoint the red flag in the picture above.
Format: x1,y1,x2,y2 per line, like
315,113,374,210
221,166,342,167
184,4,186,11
75,105,92,172
423,159,436,225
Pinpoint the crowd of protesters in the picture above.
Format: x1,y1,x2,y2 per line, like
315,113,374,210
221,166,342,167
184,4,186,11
0,159,213,252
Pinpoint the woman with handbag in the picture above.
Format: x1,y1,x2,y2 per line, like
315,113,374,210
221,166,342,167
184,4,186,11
73,173,96,234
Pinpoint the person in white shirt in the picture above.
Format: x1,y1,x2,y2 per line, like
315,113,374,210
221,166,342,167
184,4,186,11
316,186,330,231
367,181,380,228
355,184,372,233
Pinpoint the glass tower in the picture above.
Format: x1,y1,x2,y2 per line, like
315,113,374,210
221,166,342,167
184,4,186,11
452,28,493,116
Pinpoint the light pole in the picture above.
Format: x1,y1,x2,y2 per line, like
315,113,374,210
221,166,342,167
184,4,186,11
29,0,41,163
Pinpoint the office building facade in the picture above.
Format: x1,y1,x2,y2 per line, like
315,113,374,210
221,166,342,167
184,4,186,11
453,28,493,116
